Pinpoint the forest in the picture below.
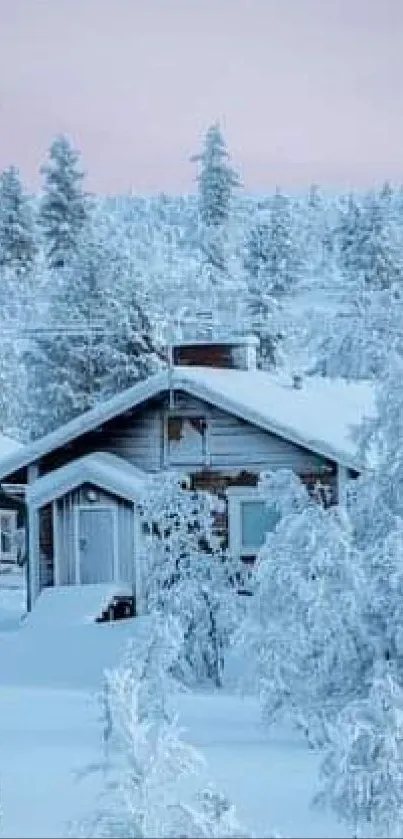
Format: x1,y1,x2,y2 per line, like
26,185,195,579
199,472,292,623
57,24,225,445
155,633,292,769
0,124,401,442
2,125,403,836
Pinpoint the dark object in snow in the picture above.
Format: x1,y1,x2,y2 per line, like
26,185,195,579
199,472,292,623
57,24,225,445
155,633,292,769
96,593,136,623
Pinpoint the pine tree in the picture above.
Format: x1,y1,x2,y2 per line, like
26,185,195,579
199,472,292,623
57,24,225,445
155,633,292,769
190,124,242,317
315,668,403,838
243,216,281,368
39,134,89,269
337,188,402,291
236,470,365,745
0,166,37,276
24,223,161,439
302,184,336,283
266,189,301,295
74,615,249,838
245,191,301,298
191,123,241,228
140,472,242,687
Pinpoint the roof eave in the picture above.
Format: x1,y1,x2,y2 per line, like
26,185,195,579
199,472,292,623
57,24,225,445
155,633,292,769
0,368,366,481
173,370,365,472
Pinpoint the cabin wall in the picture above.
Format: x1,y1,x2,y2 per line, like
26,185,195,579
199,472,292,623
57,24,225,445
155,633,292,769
165,393,331,474
46,394,329,476
38,391,334,481
97,409,162,472
39,503,53,589
39,405,162,477
54,483,136,587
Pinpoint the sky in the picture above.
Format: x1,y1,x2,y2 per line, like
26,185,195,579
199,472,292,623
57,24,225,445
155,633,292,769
0,0,402,194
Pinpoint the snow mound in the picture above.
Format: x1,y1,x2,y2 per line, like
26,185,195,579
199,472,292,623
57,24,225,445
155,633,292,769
24,583,133,630
0,585,152,690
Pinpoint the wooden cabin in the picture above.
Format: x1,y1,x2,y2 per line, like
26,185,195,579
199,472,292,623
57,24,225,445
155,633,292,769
0,336,374,613
0,433,25,567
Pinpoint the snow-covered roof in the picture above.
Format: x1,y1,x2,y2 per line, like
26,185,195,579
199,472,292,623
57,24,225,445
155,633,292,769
27,452,148,508
0,433,22,459
176,367,375,470
0,366,376,481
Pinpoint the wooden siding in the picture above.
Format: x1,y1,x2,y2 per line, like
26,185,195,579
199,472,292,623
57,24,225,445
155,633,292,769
53,483,136,589
189,466,337,553
40,400,163,476
167,393,331,473
39,504,53,589
37,391,334,480
97,409,162,471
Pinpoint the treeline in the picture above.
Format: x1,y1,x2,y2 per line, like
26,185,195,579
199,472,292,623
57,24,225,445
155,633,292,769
0,125,402,440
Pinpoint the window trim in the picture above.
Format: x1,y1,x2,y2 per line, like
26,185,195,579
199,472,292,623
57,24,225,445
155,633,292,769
227,487,273,560
0,509,18,564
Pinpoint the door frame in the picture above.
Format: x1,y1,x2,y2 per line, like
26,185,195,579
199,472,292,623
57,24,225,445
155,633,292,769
74,504,119,585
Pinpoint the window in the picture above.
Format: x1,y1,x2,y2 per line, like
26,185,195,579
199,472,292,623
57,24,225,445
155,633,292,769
0,511,17,564
228,489,280,561
165,414,207,466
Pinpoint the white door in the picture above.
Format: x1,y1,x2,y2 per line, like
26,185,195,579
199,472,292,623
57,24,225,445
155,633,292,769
77,508,116,584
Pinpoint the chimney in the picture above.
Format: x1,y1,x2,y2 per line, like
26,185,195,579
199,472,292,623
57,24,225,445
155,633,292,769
172,335,259,371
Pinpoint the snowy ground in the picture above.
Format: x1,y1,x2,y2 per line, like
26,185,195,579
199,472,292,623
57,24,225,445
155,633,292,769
0,575,343,838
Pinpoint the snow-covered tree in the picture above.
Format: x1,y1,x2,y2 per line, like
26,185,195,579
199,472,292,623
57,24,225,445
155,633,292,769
244,197,290,300
191,123,241,228
307,351,403,831
140,472,242,687
0,323,25,440
345,349,403,672
263,189,302,295
336,191,363,285
75,615,249,839
243,196,302,367
39,134,89,269
304,185,335,280
0,166,37,276
291,264,403,381
190,124,242,312
24,222,161,439
236,470,365,744
315,668,403,838
337,188,402,291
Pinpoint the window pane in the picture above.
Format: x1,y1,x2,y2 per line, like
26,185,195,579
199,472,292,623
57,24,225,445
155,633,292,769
0,514,11,532
241,501,279,551
0,513,14,556
1,531,11,553
168,417,205,464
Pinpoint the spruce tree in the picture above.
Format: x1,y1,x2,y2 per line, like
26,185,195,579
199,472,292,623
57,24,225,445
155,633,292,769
191,123,241,228
0,166,37,276
190,124,242,328
24,223,161,439
337,188,402,291
39,134,89,269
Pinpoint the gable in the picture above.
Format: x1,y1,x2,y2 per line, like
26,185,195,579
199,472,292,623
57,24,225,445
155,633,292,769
0,367,373,482
162,392,334,474
32,391,334,480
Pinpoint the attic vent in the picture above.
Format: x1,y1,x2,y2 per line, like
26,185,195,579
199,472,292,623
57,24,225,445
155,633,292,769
172,336,259,371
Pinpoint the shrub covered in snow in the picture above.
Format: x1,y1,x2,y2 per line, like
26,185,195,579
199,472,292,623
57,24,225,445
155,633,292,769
139,472,243,687
235,470,365,745
75,614,250,839
315,667,403,838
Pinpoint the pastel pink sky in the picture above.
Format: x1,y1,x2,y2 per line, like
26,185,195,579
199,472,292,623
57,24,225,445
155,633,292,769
0,0,402,194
